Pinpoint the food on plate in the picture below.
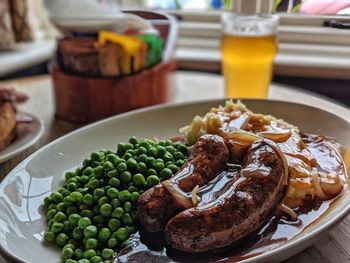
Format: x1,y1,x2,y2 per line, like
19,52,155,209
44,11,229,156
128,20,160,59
42,101,348,262
42,137,189,262
165,139,288,252
137,134,229,232
0,88,27,150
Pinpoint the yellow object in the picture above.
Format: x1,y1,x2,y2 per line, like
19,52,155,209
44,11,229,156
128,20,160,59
221,34,277,99
98,31,146,74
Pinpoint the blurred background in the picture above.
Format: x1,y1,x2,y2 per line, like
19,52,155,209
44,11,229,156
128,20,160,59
1,0,350,105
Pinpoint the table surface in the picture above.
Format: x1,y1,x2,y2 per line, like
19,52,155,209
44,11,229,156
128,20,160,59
1,72,350,263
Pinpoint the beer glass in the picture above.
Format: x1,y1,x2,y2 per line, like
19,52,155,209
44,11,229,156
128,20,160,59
221,14,278,98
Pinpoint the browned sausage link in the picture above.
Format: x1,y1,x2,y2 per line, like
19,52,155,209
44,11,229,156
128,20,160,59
165,140,287,252
137,134,229,232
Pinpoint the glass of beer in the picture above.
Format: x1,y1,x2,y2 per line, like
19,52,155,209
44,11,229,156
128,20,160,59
221,14,278,98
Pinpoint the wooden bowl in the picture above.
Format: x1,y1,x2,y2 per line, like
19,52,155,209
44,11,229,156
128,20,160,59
52,61,175,123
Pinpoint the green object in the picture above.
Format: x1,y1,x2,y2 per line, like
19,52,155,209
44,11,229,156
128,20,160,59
100,204,113,217
120,171,132,184
111,207,124,219
160,168,173,180
90,256,103,263
102,248,114,260
55,233,69,247
78,217,91,229
147,175,160,186
98,228,111,242
51,222,64,233
83,249,96,259
85,238,98,250
108,219,121,232
115,228,129,242
84,225,98,238
135,34,164,68
61,247,74,260
44,231,56,243
133,173,146,187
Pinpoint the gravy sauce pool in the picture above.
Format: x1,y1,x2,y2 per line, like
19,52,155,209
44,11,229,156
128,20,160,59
115,137,349,263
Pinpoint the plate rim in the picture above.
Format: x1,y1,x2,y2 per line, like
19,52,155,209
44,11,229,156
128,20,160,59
1,98,350,263
0,112,45,164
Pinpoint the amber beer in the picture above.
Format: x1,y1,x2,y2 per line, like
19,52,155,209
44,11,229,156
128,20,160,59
221,15,278,98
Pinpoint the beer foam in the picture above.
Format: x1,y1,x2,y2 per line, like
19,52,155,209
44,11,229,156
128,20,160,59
222,14,278,36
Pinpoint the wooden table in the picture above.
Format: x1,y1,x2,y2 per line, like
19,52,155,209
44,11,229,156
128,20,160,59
1,72,350,263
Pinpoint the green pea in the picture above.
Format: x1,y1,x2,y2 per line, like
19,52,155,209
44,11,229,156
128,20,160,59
121,213,133,226
66,260,77,263
126,158,138,170
65,171,76,181
111,198,121,208
78,175,89,185
160,168,173,180
156,145,166,156
93,215,105,224
127,185,138,193
81,210,94,219
91,166,103,178
133,173,146,187
103,161,115,172
102,248,114,260
122,153,133,161
117,190,131,202
154,162,165,172
69,191,83,203
78,259,89,263
147,175,160,186
48,203,56,210
51,222,64,233
107,237,119,249
55,233,69,247
66,178,78,186
67,205,79,215
174,151,185,160
44,196,52,208
140,140,151,148
85,179,100,190
51,192,63,204
146,157,157,167
123,202,132,213
116,162,127,173
165,145,176,154
48,219,54,228
177,144,188,155
47,209,57,220
130,192,140,202
90,256,103,263
75,167,82,176
137,162,147,173
111,207,124,219
129,136,139,145
72,227,83,239
98,227,111,242
137,154,148,163
115,227,129,241
82,167,93,176
146,168,157,176
147,147,158,157
108,219,121,232
44,231,55,243
127,226,137,234
68,214,81,226
107,169,118,178
175,159,185,167
82,158,91,168
83,249,96,259
106,154,117,163
74,248,84,260
135,146,147,155
78,217,91,229
82,193,94,206
98,196,110,206
63,196,73,206
100,203,113,217
84,225,98,238
53,211,66,222
91,151,104,162
120,171,132,184
63,220,72,232
117,143,127,154
108,178,120,188
61,247,74,260
106,188,119,199
93,188,105,200
167,164,179,173
163,153,174,162
85,238,98,250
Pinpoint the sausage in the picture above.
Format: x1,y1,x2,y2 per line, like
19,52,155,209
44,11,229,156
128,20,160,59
137,134,230,232
165,140,288,252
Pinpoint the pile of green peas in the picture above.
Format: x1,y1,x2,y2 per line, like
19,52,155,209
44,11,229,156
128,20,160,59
43,137,188,263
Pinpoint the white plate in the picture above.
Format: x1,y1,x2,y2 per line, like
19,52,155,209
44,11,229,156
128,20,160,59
0,113,44,164
0,99,349,263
